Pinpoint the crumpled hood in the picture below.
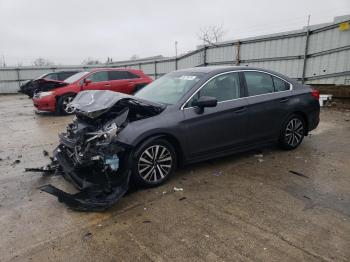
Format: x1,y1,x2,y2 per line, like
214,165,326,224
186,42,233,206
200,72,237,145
70,90,165,118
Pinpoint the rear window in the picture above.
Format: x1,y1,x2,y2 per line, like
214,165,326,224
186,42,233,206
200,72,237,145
244,71,274,96
128,72,140,79
273,76,290,91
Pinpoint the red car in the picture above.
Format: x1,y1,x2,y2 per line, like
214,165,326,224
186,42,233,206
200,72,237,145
32,68,152,114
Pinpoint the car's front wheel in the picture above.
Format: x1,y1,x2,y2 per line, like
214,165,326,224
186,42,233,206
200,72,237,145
279,114,305,150
131,138,177,187
57,94,76,115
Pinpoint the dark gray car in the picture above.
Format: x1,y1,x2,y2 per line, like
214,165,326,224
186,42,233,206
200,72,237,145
35,66,320,211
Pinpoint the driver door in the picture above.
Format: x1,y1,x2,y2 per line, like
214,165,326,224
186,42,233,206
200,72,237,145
182,72,249,160
83,71,109,91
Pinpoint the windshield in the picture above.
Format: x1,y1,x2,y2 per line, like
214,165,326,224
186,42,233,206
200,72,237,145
134,72,202,105
64,71,89,83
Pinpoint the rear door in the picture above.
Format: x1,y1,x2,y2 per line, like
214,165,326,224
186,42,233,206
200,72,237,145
242,70,293,143
182,72,249,160
83,71,109,91
108,71,135,94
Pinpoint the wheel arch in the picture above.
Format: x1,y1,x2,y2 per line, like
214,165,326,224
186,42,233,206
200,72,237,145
292,111,309,135
55,92,77,102
55,92,78,114
133,133,185,167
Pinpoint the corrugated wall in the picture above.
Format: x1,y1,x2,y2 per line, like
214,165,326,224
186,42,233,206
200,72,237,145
1,15,349,93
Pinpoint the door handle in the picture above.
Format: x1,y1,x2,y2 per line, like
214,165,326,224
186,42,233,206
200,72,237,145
104,84,111,87
280,98,289,103
234,107,247,113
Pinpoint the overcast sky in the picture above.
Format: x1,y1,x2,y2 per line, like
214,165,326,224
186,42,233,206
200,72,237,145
0,0,349,66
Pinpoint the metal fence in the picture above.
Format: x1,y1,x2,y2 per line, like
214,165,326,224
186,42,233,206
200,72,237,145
1,15,349,93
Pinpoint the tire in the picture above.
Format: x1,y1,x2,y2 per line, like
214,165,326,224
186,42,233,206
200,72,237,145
131,138,177,187
279,114,305,150
56,94,76,115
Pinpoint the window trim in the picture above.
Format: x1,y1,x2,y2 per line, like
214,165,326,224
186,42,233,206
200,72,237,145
180,69,293,110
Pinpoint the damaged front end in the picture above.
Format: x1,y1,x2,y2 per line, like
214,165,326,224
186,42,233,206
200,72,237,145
30,90,164,211
20,79,68,98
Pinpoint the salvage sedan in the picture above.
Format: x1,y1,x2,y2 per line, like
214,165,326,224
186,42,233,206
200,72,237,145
31,66,320,211
19,71,81,98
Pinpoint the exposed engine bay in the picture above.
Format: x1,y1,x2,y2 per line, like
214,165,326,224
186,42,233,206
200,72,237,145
19,79,68,98
27,90,164,211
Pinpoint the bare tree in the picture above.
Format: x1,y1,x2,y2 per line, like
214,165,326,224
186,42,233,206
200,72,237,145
82,57,101,65
198,24,226,46
130,54,140,60
33,57,54,66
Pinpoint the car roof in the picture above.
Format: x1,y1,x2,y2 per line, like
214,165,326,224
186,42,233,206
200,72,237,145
88,68,139,72
175,66,298,84
175,66,276,74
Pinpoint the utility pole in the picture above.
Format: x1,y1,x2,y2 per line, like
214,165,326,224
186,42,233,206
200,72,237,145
1,54,6,67
301,14,311,83
175,41,178,58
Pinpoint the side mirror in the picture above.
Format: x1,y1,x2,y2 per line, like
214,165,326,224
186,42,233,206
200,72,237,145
83,79,92,85
192,96,217,114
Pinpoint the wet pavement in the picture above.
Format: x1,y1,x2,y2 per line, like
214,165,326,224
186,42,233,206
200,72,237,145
0,94,349,262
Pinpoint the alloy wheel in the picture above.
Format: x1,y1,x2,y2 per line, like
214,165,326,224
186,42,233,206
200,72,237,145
285,118,304,147
62,96,75,114
138,145,173,182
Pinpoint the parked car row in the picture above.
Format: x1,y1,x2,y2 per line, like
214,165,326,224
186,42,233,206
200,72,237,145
30,68,153,114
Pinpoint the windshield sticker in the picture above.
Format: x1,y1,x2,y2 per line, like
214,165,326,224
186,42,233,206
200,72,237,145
178,75,197,81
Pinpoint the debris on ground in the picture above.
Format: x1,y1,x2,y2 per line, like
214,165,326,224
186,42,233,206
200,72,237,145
83,232,92,241
173,187,183,192
179,197,187,201
142,220,151,224
213,171,223,176
42,150,49,157
258,159,264,163
303,195,311,200
11,159,21,166
289,170,309,178
254,154,264,158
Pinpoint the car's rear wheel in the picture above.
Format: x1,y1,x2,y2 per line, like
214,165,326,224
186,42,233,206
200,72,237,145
279,114,305,150
57,94,76,115
131,138,177,187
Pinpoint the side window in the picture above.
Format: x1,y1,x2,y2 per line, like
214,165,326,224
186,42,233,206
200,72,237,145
108,71,130,80
44,73,58,81
58,72,72,81
187,72,241,107
128,72,140,79
86,71,108,82
273,76,290,92
244,71,274,96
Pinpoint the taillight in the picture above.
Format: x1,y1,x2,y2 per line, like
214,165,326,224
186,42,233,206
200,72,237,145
311,89,320,100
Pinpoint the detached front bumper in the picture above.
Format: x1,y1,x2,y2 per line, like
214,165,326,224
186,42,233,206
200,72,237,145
39,146,131,211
